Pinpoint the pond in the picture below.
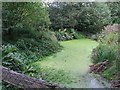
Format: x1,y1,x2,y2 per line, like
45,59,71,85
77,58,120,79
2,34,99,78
33,39,111,88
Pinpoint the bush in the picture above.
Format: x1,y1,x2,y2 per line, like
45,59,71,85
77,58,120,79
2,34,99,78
55,28,86,41
15,37,61,60
2,2,51,41
2,44,25,72
91,44,117,64
91,28,118,80
2,44,39,72
91,28,118,64
2,44,38,90
98,31,118,47
2,33,62,89
2,2,62,89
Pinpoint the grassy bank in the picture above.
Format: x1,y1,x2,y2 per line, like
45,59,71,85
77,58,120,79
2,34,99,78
91,30,118,80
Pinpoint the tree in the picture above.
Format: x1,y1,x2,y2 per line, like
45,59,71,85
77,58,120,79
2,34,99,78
107,2,120,24
75,2,111,34
48,2,78,30
2,2,51,40
48,2,111,34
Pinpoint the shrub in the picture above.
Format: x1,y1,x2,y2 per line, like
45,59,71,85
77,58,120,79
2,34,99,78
91,44,117,64
98,31,118,47
15,37,61,60
91,28,118,80
91,28,118,64
55,28,86,41
76,32,86,39
2,2,51,41
2,44,38,90
2,2,62,89
2,44,38,72
2,44,25,72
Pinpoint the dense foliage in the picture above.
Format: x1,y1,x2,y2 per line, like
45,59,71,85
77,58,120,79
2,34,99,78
2,1,120,89
91,25,118,80
2,2,50,39
55,28,85,41
2,2,61,62
48,2,111,34
2,2,61,89
92,30,118,63
107,2,120,23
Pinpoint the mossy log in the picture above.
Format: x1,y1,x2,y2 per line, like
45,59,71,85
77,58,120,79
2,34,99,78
1,66,64,89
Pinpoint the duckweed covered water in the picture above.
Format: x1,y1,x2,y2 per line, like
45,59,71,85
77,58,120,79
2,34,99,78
33,39,111,88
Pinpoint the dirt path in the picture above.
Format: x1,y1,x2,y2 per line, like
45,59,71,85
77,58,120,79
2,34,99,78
33,39,111,88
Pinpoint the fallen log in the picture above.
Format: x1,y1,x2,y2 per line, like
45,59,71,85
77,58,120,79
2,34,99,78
89,60,109,73
1,66,65,89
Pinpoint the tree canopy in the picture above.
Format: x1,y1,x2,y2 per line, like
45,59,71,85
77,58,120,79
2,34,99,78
48,2,112,34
